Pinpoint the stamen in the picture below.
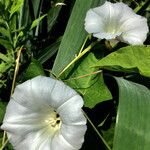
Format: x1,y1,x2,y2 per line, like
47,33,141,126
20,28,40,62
56,114,59,118
44,111,61,131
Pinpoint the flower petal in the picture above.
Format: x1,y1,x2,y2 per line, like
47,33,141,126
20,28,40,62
30,76,78,109
48,80,78,109
12,76,56,111
84,9,104,33
120,17,148,45
57,95,86,125
60,124,87,149
1,76,87,149
84,1,149,44
12,76,77,111
9,126,52,150
1,99,51,136
51,132,76,150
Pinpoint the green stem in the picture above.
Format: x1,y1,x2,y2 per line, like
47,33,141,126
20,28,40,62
78,35,90,54
58,41,97,77
83,110,111,150
0,139,9,150
2,132,6,145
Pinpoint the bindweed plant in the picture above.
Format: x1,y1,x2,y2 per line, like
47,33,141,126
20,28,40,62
0,0,150,150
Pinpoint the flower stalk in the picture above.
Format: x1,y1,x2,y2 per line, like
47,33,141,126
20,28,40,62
58,41,97,77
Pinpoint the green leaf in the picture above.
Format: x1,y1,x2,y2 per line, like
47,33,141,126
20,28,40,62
0,53,10,62
0,62,13,76
0,27,10,39
0,102,7,123
3,0,11,10
52,0,105,77
30,14,47,30
23,59,45,80
0,80,6,88
95,45,150,77
31,0,41,18
113,78,150,150
37,38,61,64
66,53,112,108
0,38,12,50
10,0,24,18
18,0,30,28
0,18,6,26
0,48,14,78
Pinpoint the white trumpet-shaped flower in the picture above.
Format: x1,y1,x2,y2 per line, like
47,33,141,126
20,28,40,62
1,76,87,150
85,1,149,45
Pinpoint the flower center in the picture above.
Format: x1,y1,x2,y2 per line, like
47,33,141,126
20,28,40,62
44,111,61,133
105,26,116,34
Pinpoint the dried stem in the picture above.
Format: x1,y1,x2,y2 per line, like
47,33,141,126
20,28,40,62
1,46,24,150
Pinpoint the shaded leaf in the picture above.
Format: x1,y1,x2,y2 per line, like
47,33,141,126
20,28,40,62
23,59,45,80
0,38,12,50
95,46,150,77
0,19,5,25
0,27,10,39
66,53,112,108
113,78,150,150
52,0,105,77
37,38,61,64
31,0,41,18
0,101,7,123
101,121,115,148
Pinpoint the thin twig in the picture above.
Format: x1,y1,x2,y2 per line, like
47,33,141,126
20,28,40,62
65,70,102,81
58,41,97,77
78,35,90,54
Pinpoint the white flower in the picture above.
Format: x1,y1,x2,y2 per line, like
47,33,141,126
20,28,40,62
1,76,87,150
84,1,149,45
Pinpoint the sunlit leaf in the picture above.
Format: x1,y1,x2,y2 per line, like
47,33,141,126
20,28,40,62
95,46,150,77
0,52,14,77
0,53,10,62
30,14,47,30
10,0,24,18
